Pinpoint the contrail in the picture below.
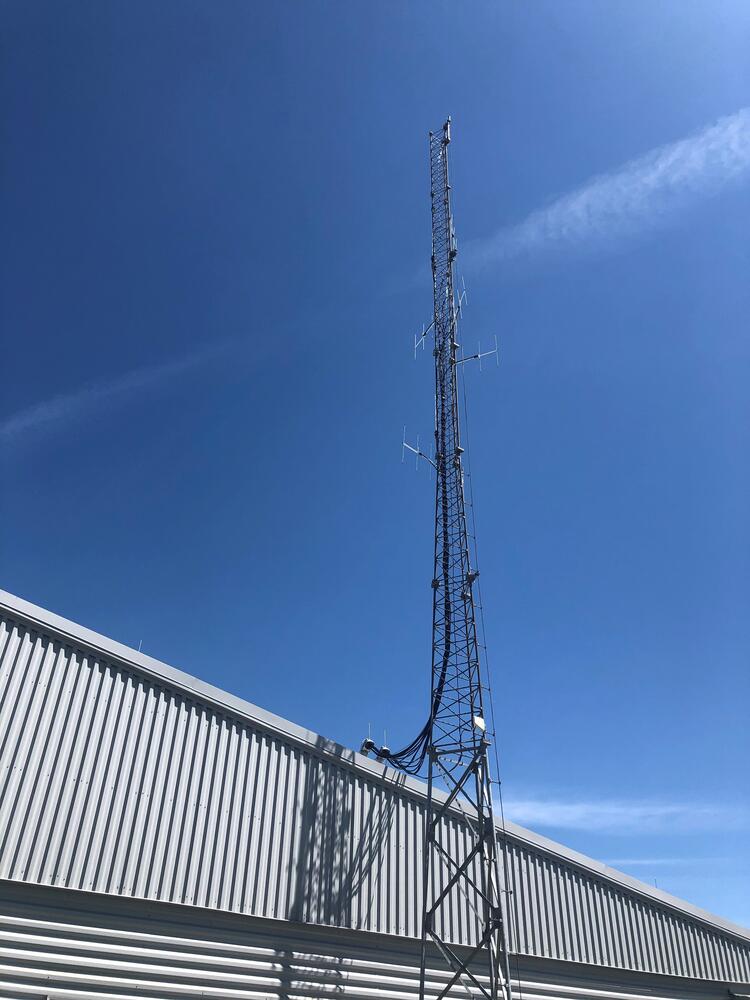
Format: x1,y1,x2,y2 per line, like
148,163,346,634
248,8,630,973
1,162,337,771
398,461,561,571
505,796,750,834
0,342,224,442
465,107,750,268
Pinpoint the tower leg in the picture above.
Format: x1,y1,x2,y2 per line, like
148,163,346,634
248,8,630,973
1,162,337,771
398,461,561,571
419,752,434,1000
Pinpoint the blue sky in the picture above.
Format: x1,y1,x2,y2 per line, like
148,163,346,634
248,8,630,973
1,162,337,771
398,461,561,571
1,1,748,926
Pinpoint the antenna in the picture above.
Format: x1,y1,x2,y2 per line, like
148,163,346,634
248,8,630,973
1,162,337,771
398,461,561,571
402,427,437,470
457,275,468,315
455,334,500,369
364,119,512,1000
414,319,434,358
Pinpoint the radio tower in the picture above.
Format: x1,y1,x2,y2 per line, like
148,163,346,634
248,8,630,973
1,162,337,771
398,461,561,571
364,119,512,999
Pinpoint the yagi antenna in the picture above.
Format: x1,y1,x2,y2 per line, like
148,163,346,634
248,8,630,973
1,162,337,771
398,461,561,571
402,427,436,470
457,276,468,316
414,319,434,359
455,334,499,370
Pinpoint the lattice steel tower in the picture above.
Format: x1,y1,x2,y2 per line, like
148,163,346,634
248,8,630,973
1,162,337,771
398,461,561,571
364,119,512,1000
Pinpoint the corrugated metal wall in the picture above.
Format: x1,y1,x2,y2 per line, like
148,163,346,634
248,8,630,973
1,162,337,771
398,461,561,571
0,880,744,1000
503,838,750,980
1,607,749,984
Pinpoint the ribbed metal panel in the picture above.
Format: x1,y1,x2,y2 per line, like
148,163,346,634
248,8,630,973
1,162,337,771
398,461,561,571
0,880,745,1000
0,612,468,944
502,838,750,979
1,606,749,984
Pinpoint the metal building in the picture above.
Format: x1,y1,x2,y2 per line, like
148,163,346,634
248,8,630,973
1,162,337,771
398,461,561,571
0,588,748,999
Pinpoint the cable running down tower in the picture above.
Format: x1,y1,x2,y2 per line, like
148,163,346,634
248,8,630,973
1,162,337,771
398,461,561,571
364,119,512,1000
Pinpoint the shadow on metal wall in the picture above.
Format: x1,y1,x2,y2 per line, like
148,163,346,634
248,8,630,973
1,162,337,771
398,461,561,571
276,735,404,998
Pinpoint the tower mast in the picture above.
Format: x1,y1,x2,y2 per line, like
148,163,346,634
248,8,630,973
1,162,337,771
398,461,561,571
419,117,512,1000
365,119,512,999
362,118,511,1000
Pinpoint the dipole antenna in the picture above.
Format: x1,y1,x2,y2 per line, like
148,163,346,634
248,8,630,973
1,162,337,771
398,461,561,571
362,119,512,999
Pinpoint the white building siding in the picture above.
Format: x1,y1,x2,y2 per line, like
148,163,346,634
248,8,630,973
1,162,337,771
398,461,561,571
0,880,746,1000
1,595,749,984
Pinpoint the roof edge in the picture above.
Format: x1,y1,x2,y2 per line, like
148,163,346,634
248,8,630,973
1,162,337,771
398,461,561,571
2,586,748,945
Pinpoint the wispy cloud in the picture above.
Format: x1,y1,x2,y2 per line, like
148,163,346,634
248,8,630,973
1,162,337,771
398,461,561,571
0,342,226,443
465,107,750,268
605,857,729,868
505,797,750,835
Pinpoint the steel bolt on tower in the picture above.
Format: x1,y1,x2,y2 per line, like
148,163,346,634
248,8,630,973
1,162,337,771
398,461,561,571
364,120,513,1000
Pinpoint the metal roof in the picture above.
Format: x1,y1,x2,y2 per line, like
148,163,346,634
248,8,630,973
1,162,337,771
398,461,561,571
0,588,748,983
